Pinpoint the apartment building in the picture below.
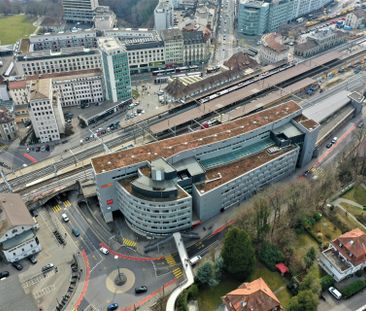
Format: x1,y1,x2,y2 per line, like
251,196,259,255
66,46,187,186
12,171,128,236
28,79,65,143
154,0,174,31
161,28,184,66
91,101,319,237
0,193,41,263
29,29,97,51
0,108,17,141
8,80,29,124
183,31,207,65
94,6,117,30
62,0,98,23
16,46,101,76
98,37,132,103
259,33,288,65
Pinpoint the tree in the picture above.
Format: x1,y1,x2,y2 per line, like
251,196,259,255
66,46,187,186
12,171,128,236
221,227,255,279
299,265,321,296
254,197,271,242
196,262,217,287
287,290,319,311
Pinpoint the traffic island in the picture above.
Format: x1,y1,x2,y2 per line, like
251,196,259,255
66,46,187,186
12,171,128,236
105,268,135,294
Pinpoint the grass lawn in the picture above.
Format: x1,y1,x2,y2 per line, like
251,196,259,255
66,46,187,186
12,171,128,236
312,216,342,244
335,206,366,233
342,185,366,206
197,263,291,310
340,202,365,216
293,233,319,259
0,15,35,44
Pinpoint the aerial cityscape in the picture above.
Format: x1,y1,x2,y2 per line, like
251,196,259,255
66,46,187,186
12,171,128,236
1,0,366,310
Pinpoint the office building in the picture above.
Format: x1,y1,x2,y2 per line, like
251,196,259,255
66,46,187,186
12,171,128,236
238,0,333,36
98,37,132,103
0,108,17,141
154,0,174,31
16,46,101,76
91,101,319,238
62,0,98,23
8,80,29,124
28,79,65,143
183,31,207,65
93,6,117,30
0,193,41,263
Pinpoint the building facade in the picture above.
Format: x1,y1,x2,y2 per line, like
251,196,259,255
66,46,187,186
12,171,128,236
28,79,65,143
8,80,29,124
91,101,319,238
98,37,132,103
93,6,117,30
52,69,104,107
238,0,333,36
161,29,184,66
259,33,288,65
345,9,366,29
154,0,174,31
183,31,207,65
62,0,98,23
0,108,17,141
319,228,366,282
16,47,101,76
0,193,41,263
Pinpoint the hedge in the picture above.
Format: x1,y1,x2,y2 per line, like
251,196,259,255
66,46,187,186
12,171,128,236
340,279,366,299
320,275,334,291
258,242,285,271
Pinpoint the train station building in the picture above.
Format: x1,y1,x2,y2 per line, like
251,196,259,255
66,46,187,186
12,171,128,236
91,100,320,238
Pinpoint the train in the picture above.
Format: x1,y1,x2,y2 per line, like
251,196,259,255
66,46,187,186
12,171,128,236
152,65,199,76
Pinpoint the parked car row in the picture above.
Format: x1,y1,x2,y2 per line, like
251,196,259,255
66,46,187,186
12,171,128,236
26,145,50,153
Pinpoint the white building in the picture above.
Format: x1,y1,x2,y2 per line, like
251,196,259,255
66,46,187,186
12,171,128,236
62,0,99,23
0,108,17,141
28,79,65,143
0,193,41,263
52,69,104,107
154,0,174,31
259,33,288,65
16,46,101,76
319,228,366,282
161,28,184,66
183,30,207,65
93,6,117,30
345,9,366,29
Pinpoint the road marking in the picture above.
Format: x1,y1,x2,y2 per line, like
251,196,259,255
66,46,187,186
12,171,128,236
33,284,56,299
165,255,176,266
172,267,183,279
122,238,137,248
63,200,72,208
52,205,62,213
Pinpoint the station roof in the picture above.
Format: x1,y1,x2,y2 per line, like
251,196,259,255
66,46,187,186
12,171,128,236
151,51,341,134
91,100,302,174
303,90,351,123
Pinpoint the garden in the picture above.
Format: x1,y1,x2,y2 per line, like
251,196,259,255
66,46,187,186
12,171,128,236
0,15,35,44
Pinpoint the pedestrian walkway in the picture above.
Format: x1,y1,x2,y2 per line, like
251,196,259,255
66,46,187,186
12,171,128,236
122,238,137,248
63,200,72,208
165,255,176,267
52,204,62,213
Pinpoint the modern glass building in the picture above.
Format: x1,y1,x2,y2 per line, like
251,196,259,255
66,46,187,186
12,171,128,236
98,37,132,103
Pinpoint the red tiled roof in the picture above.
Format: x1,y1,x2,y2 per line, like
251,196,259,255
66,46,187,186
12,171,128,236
222,278,281,311
8,80,27,90
332,228,366,266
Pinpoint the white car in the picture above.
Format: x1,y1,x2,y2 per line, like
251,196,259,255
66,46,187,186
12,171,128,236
99,247,109,255
328,286,342,300
61,213,69,222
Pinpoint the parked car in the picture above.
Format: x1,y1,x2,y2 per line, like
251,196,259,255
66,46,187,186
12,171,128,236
61,213,69,222
31,209,39,217
107,303,119,311
328,286,342,300
135,285,148,294
36,146,41,152
0,271,9,279
72,228,80,237
12,262,23,271
331,136,338,144
28,255,37,265
99,247,109,255
40,146,46,152
41,263,54,273
358,121,364,128
326,142,333,148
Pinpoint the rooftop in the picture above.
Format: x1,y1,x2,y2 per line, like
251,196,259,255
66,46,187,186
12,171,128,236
98,37,126,53
294,114,319,131
224,52,259,71
0,108,14,124
91,100,302,174
222,277,281,311
262,33,288,53
160,28,183,41
29,79,51,101
0,193,34,238
17,46,99,60
8,80,27,90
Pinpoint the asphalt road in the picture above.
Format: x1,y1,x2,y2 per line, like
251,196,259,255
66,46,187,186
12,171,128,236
319,290,366,311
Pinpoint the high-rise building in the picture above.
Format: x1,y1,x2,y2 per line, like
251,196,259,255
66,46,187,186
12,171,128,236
154,0,174,30
62,0,99,23
98,37,132,103
238,0,269,36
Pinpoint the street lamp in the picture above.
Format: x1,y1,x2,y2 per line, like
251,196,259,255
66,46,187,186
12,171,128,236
113,255,126,286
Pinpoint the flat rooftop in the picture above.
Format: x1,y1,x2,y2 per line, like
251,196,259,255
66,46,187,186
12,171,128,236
196,145,297,192
26,69,102,82
91,100,302,174
98,37,126,53
29,79,50,100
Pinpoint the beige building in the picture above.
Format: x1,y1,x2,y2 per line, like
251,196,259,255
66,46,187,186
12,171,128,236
345,9,366,29
183,30,207,65
0,193,41,263
259,33,288,65
8,80,30,124
0,108,17,141
28,79,65,143
94,6,117,30
161,28,184,66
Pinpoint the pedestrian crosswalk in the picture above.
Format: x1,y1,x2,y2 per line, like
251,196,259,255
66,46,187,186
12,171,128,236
172,267,183,279
310,166,325,178
165,255,176,266
51,200,72,213
122,238,137,248
52,204,62,213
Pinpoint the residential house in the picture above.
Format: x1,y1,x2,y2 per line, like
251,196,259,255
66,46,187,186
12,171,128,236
319,228,366,282
222,277,282,311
